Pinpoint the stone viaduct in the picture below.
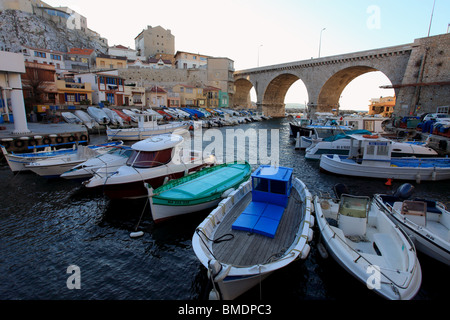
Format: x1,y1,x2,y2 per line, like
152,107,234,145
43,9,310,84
233,33,450,117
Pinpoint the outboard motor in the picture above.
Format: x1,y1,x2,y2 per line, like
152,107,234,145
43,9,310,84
333,183,350,200
393,183,415,200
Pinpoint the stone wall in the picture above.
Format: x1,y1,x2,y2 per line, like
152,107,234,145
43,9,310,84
395,33,450,116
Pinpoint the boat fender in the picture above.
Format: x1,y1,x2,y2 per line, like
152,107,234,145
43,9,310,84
307,228,314,242
163,176,169,185
42,137,52,145
130,231,144,238
221,188,235,198
308,215,315,227
363,134,379,139
14,139,25,148
214,265,231,282
207,259,222,278
415,174,421,184
300,244,311,260
55,136,64,144
432,170,436,181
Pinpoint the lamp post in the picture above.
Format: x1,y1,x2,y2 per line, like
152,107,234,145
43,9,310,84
258,44,263,67
318,28,326,58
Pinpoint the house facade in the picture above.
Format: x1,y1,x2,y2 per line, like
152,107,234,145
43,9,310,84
135,25,175,59
74,70,125,106
96,53,127,70
174,51,209,70
368,96,395,118
146,86,167,108
123,85,146,107
20,45,67,74
108,45,138,61
55,77,93,105
66,48,96,72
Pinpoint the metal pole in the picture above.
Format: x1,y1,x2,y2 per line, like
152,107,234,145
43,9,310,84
427,0,436,37
319,28,326,58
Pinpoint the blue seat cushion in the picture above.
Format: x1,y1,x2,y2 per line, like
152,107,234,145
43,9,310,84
232,213,261,233
243,201,268,216
252,217,280,238
261,204,285,221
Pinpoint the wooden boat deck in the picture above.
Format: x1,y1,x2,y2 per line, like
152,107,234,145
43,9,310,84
211,187,305,267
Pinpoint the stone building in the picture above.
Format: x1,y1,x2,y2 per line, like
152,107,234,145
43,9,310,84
135,25,175,60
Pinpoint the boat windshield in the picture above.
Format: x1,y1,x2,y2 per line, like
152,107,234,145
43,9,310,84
126,148,173,168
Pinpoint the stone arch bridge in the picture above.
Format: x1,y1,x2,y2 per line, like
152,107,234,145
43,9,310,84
233,33,450,117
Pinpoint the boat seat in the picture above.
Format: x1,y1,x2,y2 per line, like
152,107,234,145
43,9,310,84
413,198,442,214
232,201,285,238
373,233,403,269
338,195,369,237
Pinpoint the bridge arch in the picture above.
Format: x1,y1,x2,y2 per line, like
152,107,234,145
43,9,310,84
262,73,309,117
233,78,254,108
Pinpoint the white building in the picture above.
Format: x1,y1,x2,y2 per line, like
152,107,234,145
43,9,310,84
108,45,138,61
74,70,125,106
20,45,67,74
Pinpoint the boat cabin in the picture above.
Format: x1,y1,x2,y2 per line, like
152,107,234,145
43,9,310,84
338,194,370,237
231,166,293,238
138,114,159,128
347,134,393,165
126,134,183,168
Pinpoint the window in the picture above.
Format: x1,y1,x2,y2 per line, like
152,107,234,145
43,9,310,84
107,93,115,105
126,149,173,168
51,54,61,60
377,145,389,156
66,94,76,102
270,180,286,195
34,51,46,58
81,58,88,63
253,178,269,192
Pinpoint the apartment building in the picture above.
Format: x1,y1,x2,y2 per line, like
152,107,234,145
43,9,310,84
96,53,127,70
74,70,125,106
55,77,93,105
20,45,67,74
108,45,138,61
123,85,146,107
174,51,209,70
368,96,395,117
66,48,96,72
135,25,175,59
21,61,57,106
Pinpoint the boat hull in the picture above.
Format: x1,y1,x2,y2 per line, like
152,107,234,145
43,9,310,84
314,196,422,300
26,159,87,178
192,177,314,300
320,154,450,181
106,123,190,141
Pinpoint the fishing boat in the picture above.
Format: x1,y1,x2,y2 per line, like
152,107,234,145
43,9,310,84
106,113,191,141
192,165,314,300
61,112,82,124
60,145,132,180
75,110,98,129
313,187,422,300
374,183,450,266
103,107,123,126
305,132,437,160
25,143,118,178
87,106,110,125
83,134,216,199
122,109,139,122
0,141,118,173
291,120,353,149
146,162,252,223
319,134,450,182
113,109,132,123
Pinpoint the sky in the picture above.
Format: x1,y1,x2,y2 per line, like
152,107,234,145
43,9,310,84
44,0,449,110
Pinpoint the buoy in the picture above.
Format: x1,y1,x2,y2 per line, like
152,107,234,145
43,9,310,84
385,178,393,186
130,231,144,238
317,242,329,259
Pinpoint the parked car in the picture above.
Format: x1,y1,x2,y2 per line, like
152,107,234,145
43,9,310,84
422,113,450,122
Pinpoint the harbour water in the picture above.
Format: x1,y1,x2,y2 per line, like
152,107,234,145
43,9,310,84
0,117,449,301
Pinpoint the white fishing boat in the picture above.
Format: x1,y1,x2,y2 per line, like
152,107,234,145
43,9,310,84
305,132,438,160
106,113,191,141
103,107,123,126
192,165,314,300
75,110,98,129
61,112,82,124
314,188,422,300
146,162,252,223
87,106,110,125
122,109,139,122
319,134,450,182
83,134,216,199
374,184,450,266
25,145,108,178
291,121,353,149
60,146,132,180
0,141,121,173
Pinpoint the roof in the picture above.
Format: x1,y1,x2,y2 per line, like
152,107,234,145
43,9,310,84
131,134,183,152
68,48,95,56
252,165,293,182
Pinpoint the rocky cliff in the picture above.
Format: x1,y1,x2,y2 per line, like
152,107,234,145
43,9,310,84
0,9,108,53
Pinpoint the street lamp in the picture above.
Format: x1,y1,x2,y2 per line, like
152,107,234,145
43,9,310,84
318,28,326,58
258,45,263,67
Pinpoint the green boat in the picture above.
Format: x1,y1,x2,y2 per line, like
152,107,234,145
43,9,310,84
146,162,252,222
